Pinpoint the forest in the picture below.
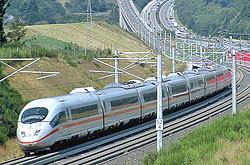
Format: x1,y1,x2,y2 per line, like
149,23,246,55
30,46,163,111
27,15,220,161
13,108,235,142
133,0,151,12
5,0,250,39
0,68,26,144
6,0,118,25
175,0,250,39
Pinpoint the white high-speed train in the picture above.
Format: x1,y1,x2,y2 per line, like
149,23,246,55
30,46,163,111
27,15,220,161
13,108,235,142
17,65,231,155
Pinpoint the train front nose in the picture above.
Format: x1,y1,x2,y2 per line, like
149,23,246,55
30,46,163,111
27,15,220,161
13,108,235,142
17,123,43,151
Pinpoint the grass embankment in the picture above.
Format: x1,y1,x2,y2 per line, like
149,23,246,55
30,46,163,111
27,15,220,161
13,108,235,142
4,22,152,100
4,22,186,100
0,139,23,162
143,106,250,164
25,22,149,53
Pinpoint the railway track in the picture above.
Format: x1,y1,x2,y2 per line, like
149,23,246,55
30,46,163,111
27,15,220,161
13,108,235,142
3,65,250,165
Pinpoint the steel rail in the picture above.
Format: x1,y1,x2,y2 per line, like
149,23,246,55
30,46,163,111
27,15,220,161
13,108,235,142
53,68,250,165
3,66,250,165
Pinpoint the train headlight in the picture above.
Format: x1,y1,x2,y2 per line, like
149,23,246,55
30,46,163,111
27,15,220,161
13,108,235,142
21,131,26,137
34,129,41,136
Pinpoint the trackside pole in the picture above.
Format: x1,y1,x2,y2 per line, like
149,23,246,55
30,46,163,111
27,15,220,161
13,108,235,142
114,50,119,83
232,50,237,115
156,54,163,152
172,42,175,73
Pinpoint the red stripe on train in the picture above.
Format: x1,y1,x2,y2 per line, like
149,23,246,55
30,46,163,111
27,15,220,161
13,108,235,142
18,128,59,144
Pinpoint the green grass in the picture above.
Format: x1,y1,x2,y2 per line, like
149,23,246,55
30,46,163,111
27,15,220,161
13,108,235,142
143,106,250,164
25,36,76,50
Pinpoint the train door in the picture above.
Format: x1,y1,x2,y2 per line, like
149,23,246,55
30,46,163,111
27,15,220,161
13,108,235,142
134,87,143,118
197,77,204,99
63,96,102,138
62,103,70,136
165,84,171,110
184,77,191,102
200,75,206,97
59,108,68,136
188,78,194,101
96,94,105,129
162,83,169,111
102,95,113,128
49,109,67,139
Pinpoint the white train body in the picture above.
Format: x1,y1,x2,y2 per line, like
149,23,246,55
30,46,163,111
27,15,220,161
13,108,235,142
17,66,231,154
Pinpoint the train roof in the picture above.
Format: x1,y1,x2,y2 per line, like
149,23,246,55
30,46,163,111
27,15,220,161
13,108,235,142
30,66,230,105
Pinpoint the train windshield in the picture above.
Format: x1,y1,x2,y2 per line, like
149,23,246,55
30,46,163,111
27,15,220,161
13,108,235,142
21,107,49,124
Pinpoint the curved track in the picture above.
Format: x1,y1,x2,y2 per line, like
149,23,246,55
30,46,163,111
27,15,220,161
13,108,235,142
3,64,250,165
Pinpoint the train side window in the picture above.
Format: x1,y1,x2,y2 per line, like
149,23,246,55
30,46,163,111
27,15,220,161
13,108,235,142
206,75,216,85
225,71,231,78
198,80,204,87
143,89,165,102
110,96,138,111
50,111,67,128
171,84,187,95
216,73,224,81
143,91,156,102
71,104,98,120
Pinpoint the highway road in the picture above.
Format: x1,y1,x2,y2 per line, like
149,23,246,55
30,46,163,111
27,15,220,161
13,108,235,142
118,0,249,63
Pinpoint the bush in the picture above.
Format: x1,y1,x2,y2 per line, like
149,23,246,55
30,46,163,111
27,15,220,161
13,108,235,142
0,68,25,144
0,125,8,144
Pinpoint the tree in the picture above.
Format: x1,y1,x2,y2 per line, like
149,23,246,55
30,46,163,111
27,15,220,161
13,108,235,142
7,16,27,42
24,0,40,25
0,0,9,47
175,0,249,38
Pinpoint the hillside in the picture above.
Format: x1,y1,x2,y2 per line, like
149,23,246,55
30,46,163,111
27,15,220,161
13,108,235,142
25,22,149,53
3,22,154,100
4,21,186,101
